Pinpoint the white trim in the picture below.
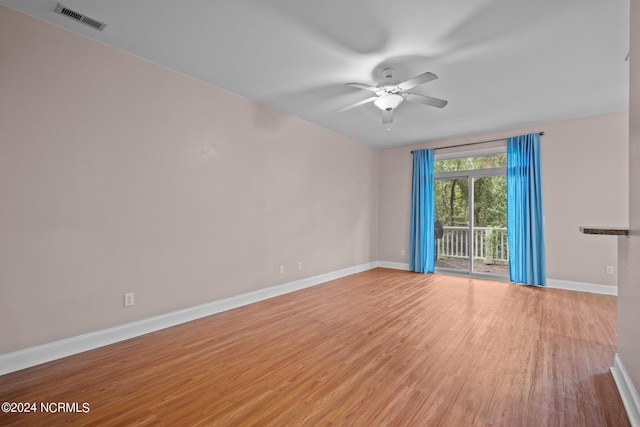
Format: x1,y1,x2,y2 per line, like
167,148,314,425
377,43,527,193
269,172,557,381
546,278,618,295
0,262,377,376
376,261,410,271
611,353,640,427
434,166,507,181
377,262,618,295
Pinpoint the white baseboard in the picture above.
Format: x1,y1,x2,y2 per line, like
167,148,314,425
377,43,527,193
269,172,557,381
611,353,640,427
376,261,410,270
546,278,618,295
0,262,377,376
377,261,618,296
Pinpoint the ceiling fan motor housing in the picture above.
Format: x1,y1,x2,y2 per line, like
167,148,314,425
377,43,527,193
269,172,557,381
377,68,401,91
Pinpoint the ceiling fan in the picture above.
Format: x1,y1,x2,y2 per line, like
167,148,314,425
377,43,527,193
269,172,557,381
338,68,448,124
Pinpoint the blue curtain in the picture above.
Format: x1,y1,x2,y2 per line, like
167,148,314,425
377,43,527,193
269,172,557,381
507,133,546,285
409,149,435,273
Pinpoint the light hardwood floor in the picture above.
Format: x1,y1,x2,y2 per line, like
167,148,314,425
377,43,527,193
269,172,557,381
0,268,629,426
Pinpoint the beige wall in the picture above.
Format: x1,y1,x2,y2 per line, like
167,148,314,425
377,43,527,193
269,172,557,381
617,0,640,397
0,7,378,353
379,112,629,286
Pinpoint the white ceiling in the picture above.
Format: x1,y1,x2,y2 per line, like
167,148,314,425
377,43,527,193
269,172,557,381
2,0,630,147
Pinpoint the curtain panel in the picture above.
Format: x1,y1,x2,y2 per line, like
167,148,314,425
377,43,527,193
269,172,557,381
409,149,435,273
507,133,546,285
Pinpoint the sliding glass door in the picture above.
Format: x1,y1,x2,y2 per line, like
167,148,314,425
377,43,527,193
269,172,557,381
433,152,508,279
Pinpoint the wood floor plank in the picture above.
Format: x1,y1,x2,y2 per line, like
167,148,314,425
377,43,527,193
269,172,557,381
0,268,630,426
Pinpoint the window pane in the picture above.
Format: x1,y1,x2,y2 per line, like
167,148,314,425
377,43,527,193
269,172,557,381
434,178,469,273
434,153,506,173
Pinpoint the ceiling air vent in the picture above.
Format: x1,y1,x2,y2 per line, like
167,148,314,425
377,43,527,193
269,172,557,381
54,3,106,31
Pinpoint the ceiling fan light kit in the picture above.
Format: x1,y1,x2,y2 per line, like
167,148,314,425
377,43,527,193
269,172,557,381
374,93,404,111
339,67,447,124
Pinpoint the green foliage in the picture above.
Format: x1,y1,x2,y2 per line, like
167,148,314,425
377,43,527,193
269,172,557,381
484,227,501,258
473,175,506,228
434,154,506,228
434,178,467,226
433,153,506,174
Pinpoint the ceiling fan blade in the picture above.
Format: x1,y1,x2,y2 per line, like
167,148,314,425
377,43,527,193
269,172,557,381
404,93,448,108
337,96,377,112
397,72,438,91
382,109,393,124
346,82,381,93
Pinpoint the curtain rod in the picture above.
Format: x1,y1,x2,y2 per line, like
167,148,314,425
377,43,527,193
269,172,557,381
410,132,544,154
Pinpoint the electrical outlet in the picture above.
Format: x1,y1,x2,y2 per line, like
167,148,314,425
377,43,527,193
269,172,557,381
124,292,135,307
298,262,302,271
606,266,614,275
279,265,285,274
401,249,406,256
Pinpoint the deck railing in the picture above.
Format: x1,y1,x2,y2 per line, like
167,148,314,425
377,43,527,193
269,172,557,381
437,226,508,263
